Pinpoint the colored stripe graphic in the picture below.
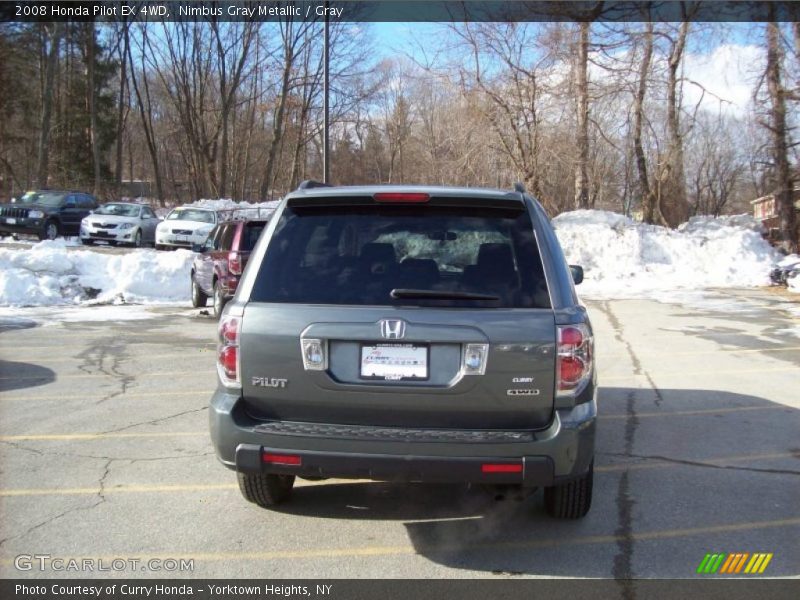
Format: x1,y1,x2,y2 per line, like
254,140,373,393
697,554,713,573
719,554,736,573
701,552,773,575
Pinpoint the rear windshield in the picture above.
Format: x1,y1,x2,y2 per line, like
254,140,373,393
95,203,140,217
167,209,215,223
19,191,64,207
250,204,550,308
243,222,266,251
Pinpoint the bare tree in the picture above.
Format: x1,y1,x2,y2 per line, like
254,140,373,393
36,23,62,188
126,23,164,204
633,22,661,224
764,20,798,253
659,20,691,227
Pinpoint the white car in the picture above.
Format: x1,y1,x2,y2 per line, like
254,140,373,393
155,207,218,250
80,202,161,247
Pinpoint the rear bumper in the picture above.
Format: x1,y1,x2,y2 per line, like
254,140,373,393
236,445,555,485
209,386,596,487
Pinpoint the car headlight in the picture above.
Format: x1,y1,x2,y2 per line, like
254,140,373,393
119,223,134,230
197,226,213,237
29,210,44,219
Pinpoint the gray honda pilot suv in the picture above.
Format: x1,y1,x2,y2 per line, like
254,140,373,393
209,183,596,518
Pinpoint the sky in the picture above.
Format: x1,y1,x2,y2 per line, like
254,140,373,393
367,21,772,116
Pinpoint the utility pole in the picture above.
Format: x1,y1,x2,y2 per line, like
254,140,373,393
323,3,330,184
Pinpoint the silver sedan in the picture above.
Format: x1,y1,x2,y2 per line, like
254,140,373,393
80,202,161,247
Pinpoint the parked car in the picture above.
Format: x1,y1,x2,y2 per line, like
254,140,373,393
155,207,217,250
209,182,596,519
80,202,161,247
0,190,97,240
191,218,269,317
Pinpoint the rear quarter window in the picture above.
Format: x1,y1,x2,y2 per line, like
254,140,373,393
250,203,550,309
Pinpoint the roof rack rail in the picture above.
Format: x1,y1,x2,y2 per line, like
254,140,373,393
513,182,527,194
297,180,333,190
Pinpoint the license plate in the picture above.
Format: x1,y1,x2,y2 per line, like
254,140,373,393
6,218,16,224
175,235,189,242
360,344,428,381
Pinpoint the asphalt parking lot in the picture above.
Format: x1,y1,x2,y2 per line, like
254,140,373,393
0,289,798,579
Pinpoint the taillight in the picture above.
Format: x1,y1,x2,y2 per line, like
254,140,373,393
228,251,243,275
373,192,430,203
556,323,593,396
217,315,241,389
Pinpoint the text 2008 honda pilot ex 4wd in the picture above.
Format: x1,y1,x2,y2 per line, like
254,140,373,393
209,183,596,518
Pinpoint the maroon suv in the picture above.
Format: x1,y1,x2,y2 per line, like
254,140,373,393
191,219,268,317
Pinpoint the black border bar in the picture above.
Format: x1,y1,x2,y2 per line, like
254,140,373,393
2,1,800,23
3,579,800,600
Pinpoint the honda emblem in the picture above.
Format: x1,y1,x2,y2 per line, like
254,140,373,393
380,319,406,340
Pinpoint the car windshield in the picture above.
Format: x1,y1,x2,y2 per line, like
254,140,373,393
167,209,215,223
18,191,64,207
251,204,550,309
94,203,140,217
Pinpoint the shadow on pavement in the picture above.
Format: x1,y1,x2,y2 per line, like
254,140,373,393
0,318,56,392
269,387,800,578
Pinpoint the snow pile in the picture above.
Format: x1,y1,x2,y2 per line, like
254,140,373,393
0,240,194,307
553,210,782,298
153,198,281,219
186,198,280,220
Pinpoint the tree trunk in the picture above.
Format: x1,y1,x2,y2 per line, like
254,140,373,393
260,54,293,200
114,22,130,189
126,25,165,205
766,21,798,253
36,23,62,188
634,22,664,225
661,21,690,228
86,22,101,196
574,21,591,210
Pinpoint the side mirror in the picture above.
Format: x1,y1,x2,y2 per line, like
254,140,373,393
569,265,584,286
191,243,204,253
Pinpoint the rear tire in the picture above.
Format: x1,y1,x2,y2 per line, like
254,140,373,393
212,280,228,318
237,472,295,507
191,274,207,308
544,461,593,519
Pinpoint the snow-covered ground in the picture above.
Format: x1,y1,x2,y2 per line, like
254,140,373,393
0,210,796,314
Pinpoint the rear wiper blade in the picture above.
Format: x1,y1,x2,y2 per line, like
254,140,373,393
390,288,500,301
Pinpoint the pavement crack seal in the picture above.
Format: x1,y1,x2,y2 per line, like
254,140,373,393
618,452,800,477
75,339,134,404
99,406,208,435
600,302,640,596
0,458,110,550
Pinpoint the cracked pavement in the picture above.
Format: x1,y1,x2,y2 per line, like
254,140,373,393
0,290,799,579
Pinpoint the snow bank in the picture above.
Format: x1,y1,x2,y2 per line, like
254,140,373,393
0,209,792,308
553,210,782,298
0,240,193,307
185,198,280,220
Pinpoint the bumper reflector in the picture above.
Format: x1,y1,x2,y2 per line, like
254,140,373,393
481,463,523,473
262,453,302,466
